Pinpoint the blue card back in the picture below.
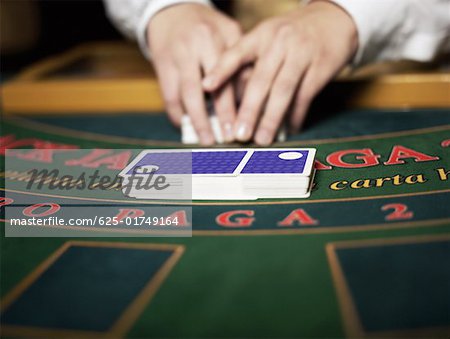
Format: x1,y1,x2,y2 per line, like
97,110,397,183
241,150,310,174
128,150,247,175
123,149,314,177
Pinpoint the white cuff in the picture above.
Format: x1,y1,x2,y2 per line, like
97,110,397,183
328,0,402,66
137,0,213,60
328,0,450,66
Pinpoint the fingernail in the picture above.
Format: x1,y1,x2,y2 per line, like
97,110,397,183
255,129,273,146
199,131,215,145
223,123,234,143
202,76,215,89
235,123,250,141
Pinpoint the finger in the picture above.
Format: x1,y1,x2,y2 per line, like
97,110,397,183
290,64,331,132
212,85,236,142
194,24,223,73
202,33,258,91
234,48,285,142
254,56,305,146
197,34,237,143
235,65,253,104
175,56,214,145
155,61,183,127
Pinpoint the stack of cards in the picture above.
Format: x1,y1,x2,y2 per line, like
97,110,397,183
120,148,316,200
181,115,287,144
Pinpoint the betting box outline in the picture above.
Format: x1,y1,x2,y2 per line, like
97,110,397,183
326,234,450,338
0,241,185,338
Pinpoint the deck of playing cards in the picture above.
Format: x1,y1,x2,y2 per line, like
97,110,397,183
181,115,287,144
180,99,287,144
120,149,316,200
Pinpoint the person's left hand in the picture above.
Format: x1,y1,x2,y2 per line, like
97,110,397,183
202,1,358,145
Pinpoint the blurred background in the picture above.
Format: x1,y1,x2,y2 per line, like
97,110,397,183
1,0,121,75
0,0,306,76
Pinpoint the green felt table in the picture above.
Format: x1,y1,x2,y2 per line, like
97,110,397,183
1,107,449,338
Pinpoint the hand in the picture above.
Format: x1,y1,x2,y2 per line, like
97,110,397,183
203,1,358,145
148,3,242,145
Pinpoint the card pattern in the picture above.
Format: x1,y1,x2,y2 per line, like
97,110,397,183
241,150,309,174
128,151,247,175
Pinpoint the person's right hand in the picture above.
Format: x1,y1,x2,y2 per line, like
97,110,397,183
148,3,242,145
202,1,358,146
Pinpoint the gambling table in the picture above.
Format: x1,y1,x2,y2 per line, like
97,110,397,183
1,43,449,338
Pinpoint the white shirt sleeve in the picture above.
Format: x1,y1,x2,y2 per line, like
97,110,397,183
103,0,212,59
329,0,450,66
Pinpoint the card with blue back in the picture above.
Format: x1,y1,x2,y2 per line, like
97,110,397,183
120,149,316,177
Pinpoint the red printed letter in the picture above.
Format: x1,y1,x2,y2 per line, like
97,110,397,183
278,209,318,226
216,210,255,227
0,197,14,207
115,208,145,222
384,145,439,165
23,203,60,217
327,149,380,168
